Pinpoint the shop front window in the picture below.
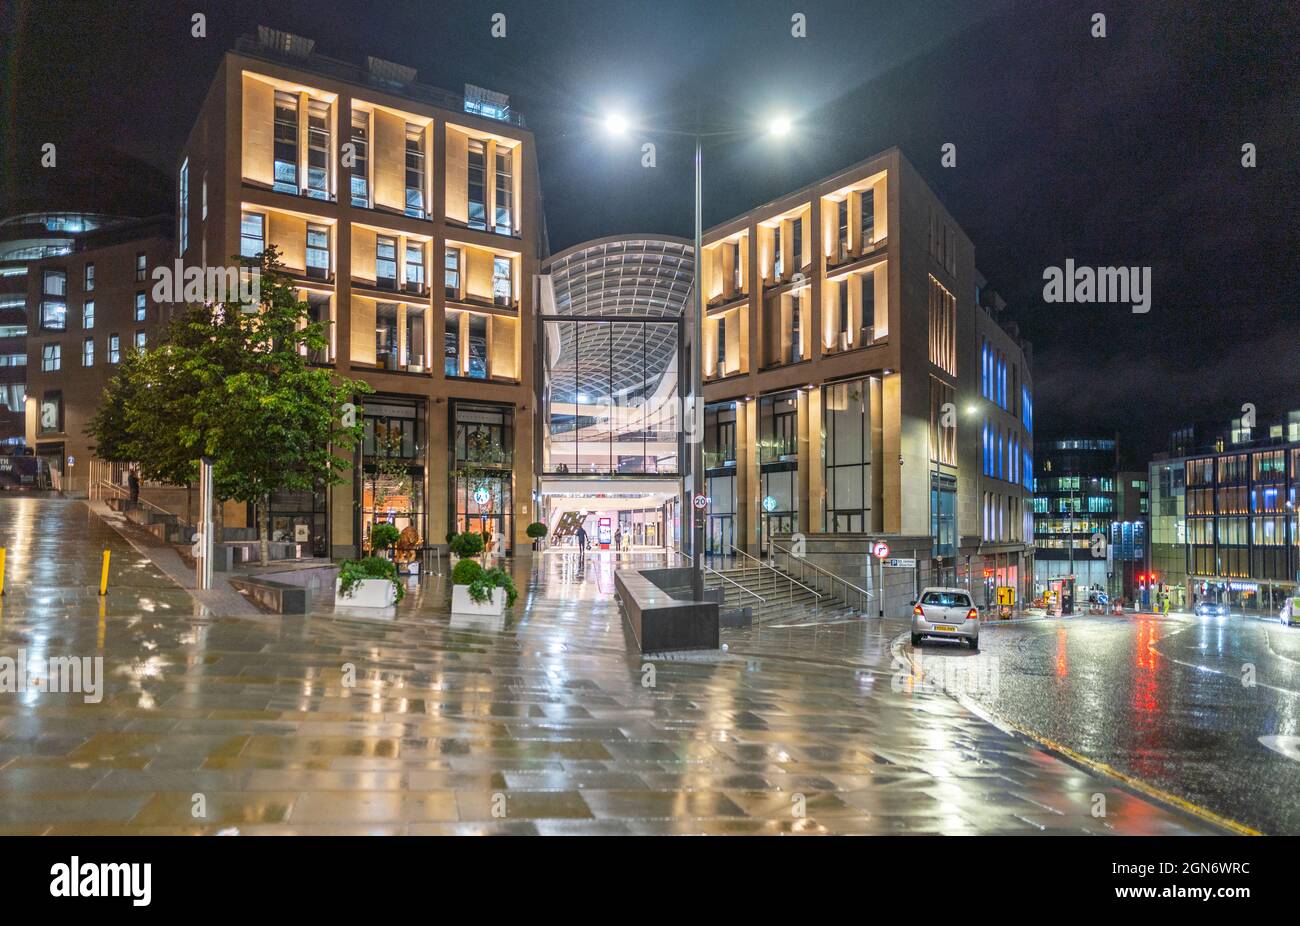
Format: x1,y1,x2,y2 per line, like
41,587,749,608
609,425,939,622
452,401,514,553
824,379,871,532
362,398,427,553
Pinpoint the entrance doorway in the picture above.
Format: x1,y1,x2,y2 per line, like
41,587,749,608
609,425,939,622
539,477,683,556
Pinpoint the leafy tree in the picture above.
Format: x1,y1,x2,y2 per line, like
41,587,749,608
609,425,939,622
88,247,371,564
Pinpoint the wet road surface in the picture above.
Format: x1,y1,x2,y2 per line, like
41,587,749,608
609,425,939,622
930,612,1300,834
0,497,1217,834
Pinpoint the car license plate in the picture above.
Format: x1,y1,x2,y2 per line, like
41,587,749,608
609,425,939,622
935,625,956,633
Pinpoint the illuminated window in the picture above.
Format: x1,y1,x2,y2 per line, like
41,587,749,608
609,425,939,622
492,256,512,306
273,91,299,194
405,124,425,217
927,275,956,376
494,148,513,233
444,247,461,298
350,111,370,207
306,100,330,200
240,212,264,258
468,139,487,230
306,224,330,279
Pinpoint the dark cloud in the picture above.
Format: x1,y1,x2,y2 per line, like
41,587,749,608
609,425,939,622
3,0,1295,464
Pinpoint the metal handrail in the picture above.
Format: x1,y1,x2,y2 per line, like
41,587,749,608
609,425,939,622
766,541,873,614
704,565,765,604
727,545,822,605
92,479,176,520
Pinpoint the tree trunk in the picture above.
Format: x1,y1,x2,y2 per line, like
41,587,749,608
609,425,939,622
259,494,271,565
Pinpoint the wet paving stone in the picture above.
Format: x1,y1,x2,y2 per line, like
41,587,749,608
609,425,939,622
0,497,1222,834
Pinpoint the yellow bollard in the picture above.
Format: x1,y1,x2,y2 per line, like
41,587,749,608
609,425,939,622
0,546,6,596
99,549,111,596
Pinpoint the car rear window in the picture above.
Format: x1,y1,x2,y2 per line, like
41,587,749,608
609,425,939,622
921,591,971,607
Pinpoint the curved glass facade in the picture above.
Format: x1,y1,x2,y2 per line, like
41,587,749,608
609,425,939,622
541,237,692,476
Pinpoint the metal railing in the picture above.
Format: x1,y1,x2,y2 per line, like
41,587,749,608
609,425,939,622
704,564,766,605
765,541,874,615
91,479,177,521
661,548,764,604
727,545,822,608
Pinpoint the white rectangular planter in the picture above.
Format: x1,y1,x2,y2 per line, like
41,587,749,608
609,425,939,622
335,577,397,609
452,584,506,616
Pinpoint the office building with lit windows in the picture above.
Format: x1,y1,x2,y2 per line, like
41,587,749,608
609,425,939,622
21,216,173,493
176,29,543,556
0,212,145,452
1032,435,1124,599
698,148,1035,609
1150,410,1300,614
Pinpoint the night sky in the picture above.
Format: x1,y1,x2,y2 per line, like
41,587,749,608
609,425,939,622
2,0,1296,465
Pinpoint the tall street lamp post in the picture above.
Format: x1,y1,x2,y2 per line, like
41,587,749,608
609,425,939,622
605,113,792,602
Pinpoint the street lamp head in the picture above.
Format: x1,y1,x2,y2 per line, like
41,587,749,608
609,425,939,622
604,112,629,136
768,115,793,137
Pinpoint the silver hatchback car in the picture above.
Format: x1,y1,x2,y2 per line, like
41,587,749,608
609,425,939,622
911,587,980,649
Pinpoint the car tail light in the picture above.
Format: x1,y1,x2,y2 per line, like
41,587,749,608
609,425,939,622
966,608,978,621
912,604,924,617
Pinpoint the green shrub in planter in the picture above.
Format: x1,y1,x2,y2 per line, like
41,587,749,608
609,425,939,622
451,558,484,586
369,522,400,554
525,522,548,540
449,530,485,559
467,566,518,607
337,556,404,602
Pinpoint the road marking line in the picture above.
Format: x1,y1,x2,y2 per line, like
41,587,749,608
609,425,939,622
889,629,1262,837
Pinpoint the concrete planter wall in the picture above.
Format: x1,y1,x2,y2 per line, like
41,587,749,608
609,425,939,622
335,577,397,609
452,584,506,616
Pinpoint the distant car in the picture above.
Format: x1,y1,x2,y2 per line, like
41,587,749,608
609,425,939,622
1194,601,1229,618
911,587,979,649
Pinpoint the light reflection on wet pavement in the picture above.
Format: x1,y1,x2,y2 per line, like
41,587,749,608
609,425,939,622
0,497,1217,834
957,612,1300,834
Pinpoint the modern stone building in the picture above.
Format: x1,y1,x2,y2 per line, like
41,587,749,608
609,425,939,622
0,212,146,452
698,148,1035,611
176,28,544,557
22,216,173,494
1153,410,1300,614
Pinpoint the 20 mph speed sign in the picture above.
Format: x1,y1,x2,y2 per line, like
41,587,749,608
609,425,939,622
693,494,709,510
